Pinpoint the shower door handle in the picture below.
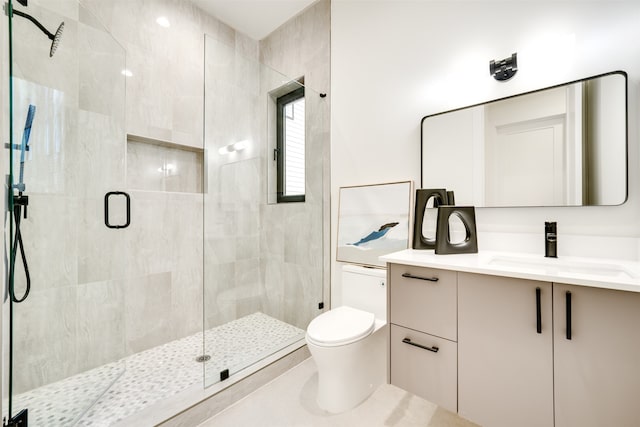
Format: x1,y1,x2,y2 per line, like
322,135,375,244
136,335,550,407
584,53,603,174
104,191,131,229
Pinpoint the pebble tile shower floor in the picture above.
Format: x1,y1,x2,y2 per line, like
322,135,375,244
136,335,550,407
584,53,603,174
3,312,304,426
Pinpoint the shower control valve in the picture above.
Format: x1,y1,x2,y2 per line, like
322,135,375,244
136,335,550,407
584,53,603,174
13,194,29,218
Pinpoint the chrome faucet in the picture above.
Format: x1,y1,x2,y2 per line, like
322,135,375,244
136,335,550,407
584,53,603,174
545,221,557,258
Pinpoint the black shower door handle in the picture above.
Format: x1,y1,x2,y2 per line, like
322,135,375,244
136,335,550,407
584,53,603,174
104,191,131,229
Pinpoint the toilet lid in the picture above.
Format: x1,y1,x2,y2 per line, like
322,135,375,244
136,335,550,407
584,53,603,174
306,306,375,347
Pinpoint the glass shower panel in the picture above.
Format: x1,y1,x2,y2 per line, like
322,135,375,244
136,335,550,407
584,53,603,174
4,1,127,425
203,35,326,387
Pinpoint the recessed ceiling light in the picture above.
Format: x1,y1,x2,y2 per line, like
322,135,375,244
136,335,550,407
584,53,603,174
156,16,170,28
121,69,133,77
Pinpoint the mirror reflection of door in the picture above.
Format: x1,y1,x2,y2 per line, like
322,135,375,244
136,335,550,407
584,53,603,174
484,86,574,207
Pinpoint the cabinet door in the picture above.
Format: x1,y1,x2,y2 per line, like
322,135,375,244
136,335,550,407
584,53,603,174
458,273,554,427
554,284,640,427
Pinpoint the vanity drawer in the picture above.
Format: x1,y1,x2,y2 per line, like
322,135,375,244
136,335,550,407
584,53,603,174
390,324,457,413
389,264,457,341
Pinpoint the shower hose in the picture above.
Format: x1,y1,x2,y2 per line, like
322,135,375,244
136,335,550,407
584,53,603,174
9,193,31,303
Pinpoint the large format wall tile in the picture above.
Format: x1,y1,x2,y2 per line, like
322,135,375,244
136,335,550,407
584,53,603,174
76,279,126,373
16,194,78,291
78,21,126,117
259,204,285,261
260,259,285,320
12,286,78,393
77,196,128,284
204,262,236,329
124,272,172,354
76,109,126,196
30,0,79,20
171,266,203,339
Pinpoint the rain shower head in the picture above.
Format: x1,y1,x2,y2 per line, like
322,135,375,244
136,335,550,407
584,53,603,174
12,9,64,57
49,21,64,57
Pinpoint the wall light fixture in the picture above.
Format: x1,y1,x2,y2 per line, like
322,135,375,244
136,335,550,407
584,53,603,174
218,140,248,155
490,52,517,81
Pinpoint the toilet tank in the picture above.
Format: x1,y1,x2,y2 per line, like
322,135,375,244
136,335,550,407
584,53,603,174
342,265,387,321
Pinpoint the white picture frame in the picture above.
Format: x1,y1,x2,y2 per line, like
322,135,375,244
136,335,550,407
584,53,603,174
336,181,413,267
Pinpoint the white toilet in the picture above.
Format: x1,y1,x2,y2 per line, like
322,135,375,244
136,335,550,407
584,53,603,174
306,265,387,413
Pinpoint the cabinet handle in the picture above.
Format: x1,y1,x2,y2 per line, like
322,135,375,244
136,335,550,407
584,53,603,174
401,273,439,282
566,291,572,340
536,287,542,334
402,338,439,353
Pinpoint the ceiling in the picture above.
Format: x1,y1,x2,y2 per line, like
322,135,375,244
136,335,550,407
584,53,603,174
192,0,318,40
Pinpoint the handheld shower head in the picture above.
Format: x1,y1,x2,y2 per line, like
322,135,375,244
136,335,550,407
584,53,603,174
12,8,64,57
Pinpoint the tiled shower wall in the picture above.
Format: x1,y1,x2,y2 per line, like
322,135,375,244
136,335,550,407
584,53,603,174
259,0,331,329
203,0,330,332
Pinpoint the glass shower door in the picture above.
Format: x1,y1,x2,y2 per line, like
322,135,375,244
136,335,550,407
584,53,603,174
202,35,327,387
4,1,127,425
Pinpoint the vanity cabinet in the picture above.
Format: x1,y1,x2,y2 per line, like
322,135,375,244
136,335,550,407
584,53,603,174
458,273,554,427
387,259,640,427
388,264,458,413
553,283,640,427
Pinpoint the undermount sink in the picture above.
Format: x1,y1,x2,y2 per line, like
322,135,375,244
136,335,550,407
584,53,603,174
487,255,638,280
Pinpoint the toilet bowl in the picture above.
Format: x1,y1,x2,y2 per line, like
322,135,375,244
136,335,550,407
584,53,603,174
305,265,387,413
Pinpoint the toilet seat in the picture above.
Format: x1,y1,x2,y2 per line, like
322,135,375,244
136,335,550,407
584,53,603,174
306,306,375,347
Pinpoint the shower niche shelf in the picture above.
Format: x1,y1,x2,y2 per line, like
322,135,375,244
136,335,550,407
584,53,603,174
126,134,204,194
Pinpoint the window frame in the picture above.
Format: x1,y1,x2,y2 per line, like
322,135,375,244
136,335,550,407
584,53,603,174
276,86,306,203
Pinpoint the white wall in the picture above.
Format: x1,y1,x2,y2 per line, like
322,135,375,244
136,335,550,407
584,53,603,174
331,0,640,305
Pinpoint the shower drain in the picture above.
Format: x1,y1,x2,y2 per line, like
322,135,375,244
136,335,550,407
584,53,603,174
195,355,211,363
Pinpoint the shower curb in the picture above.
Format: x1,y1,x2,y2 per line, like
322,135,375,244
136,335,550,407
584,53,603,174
158,345,310,427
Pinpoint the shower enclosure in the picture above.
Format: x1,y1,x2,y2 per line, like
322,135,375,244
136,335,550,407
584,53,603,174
3,0,326,425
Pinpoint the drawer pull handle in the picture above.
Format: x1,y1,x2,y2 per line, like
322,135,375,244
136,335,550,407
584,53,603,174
402,338,439,353
401,273,439,282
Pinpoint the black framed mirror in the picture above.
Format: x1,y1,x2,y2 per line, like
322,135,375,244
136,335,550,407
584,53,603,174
421,71,627,207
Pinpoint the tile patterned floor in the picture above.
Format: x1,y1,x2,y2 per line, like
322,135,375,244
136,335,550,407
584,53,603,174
3,312,304,426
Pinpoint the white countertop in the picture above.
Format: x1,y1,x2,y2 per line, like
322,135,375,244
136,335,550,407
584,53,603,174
380,249,640,293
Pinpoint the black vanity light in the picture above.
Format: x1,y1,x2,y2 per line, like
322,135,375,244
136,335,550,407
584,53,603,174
490,52,518,81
